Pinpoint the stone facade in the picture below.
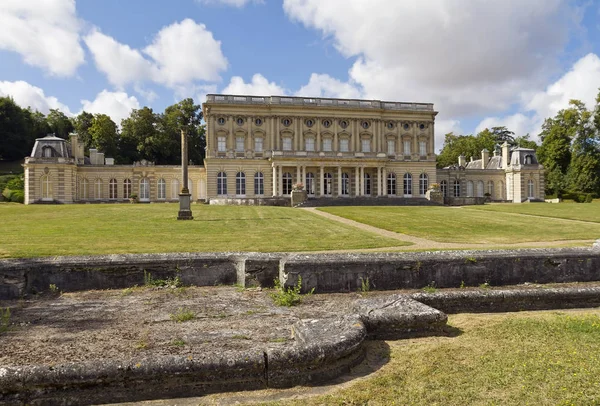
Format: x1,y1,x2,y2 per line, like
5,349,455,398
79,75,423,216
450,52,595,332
23,94,544,204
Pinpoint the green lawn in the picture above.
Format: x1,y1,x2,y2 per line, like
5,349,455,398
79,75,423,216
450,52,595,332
0,204,407,258
266,309,600,406
468,202,600,223
319,206,600,244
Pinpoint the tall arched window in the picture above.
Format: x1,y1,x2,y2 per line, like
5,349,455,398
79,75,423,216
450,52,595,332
109,178,117,200
236,172,246,196
324,173,333,196
42,146,53,158
403,173,412,197
94,179,103,200
387,172,396,196
341,173,350,196
453,180,461,197
305,172,315,196
466,181,474,197
528,179,535,198
123,178,132,199
81,178,89,199
476,181,484,197
41,175,52,200
283,172,293,195
157,178,166,200
364,173,371,196
217,172,227,196
419,173,428,196
440,180,448,197
487,181,494,198
171,179,180,199
254,172,264,196
139,178,150,201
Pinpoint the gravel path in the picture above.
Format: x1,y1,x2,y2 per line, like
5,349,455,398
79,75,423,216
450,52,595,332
302,207,595,252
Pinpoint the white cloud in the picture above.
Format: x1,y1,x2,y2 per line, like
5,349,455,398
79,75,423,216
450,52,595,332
222,74,287,95
84,19,227,90
475,53,600,140
295,73,361,99
434,119,463,152
0,80,73,115
0,0,84,76
195,0,264,7
144,19,228,87
283,0,581,118
84,29,153,89
81,90,140,126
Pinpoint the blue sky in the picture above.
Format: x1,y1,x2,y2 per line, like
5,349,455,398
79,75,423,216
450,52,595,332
1,0,600,150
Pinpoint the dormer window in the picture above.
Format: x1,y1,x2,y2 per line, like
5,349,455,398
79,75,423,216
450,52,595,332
42,146,53,158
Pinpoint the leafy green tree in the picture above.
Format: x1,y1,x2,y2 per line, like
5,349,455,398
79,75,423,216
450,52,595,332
566,100,600,194
489,126,515,146
73,111,94,151
119,107,161,163
436,130,496,168
46,109,73,139
89,114,119,158
162,98,204,165
514,134,538,150
0,97,49,161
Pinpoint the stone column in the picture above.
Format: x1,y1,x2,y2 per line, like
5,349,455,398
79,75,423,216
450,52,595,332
296,166,301,185
272,165,277,196
278,165,283,196
360,167,364,196
376,167,381,196
177,129,193,220
337,166,342,196
355,167,360,196
302,166,306,186
382,167,388,196
319,166,324,197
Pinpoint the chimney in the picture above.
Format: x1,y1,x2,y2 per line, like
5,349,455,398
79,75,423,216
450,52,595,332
89,149,98,165
481,148,489,169
501,142,509,168
458,154,466,167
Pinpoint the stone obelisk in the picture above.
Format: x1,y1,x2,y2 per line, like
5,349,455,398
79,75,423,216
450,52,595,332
177,129,193,220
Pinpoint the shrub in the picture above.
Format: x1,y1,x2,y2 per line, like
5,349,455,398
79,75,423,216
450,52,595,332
271,276,313,307
10,190,24,203
585,193,594,203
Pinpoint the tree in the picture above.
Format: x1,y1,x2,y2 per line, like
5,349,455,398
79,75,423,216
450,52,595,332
73,111,94,151
89,114,119,158
489,126,515,146
162,98,204,165
436,130,496,168
513,134,538,150
566,99,600,194
46,109,73,139
119,107,161,163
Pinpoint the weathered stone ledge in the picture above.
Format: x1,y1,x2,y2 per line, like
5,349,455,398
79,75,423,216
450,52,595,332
410,286,600,313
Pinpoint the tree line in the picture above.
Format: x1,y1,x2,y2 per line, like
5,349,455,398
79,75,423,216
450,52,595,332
437,90,600,197
0,97,205,165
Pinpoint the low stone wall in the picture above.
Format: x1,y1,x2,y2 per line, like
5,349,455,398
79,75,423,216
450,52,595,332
209,197,290,206
3,248,600,299
444,196,486,205
410,286,600,313
280,248,600,293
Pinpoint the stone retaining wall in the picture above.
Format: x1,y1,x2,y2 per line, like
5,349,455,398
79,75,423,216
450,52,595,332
281,248,600,293
2,248,600,299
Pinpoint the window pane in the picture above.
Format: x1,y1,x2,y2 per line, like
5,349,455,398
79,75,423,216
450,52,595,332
404,141,411,155
419,141,426,156
254,138,263,152
236,137,245,152
362,139,371,153
387,140,395,155
340,139,349,152
305,138,315,151
283,138,292,151
323,139,332,152
218,136,226,152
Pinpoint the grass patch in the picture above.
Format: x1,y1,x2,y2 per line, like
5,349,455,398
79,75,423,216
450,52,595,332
320,206,600,244
0,307,10,334
169,308,195,323
469,202,600,223
268,309,600,405
0,204,405,258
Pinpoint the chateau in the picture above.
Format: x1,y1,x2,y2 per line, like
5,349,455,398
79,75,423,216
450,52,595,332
23,94,544,205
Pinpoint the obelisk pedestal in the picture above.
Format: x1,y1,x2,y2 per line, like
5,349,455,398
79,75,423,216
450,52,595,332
178,129,193,220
